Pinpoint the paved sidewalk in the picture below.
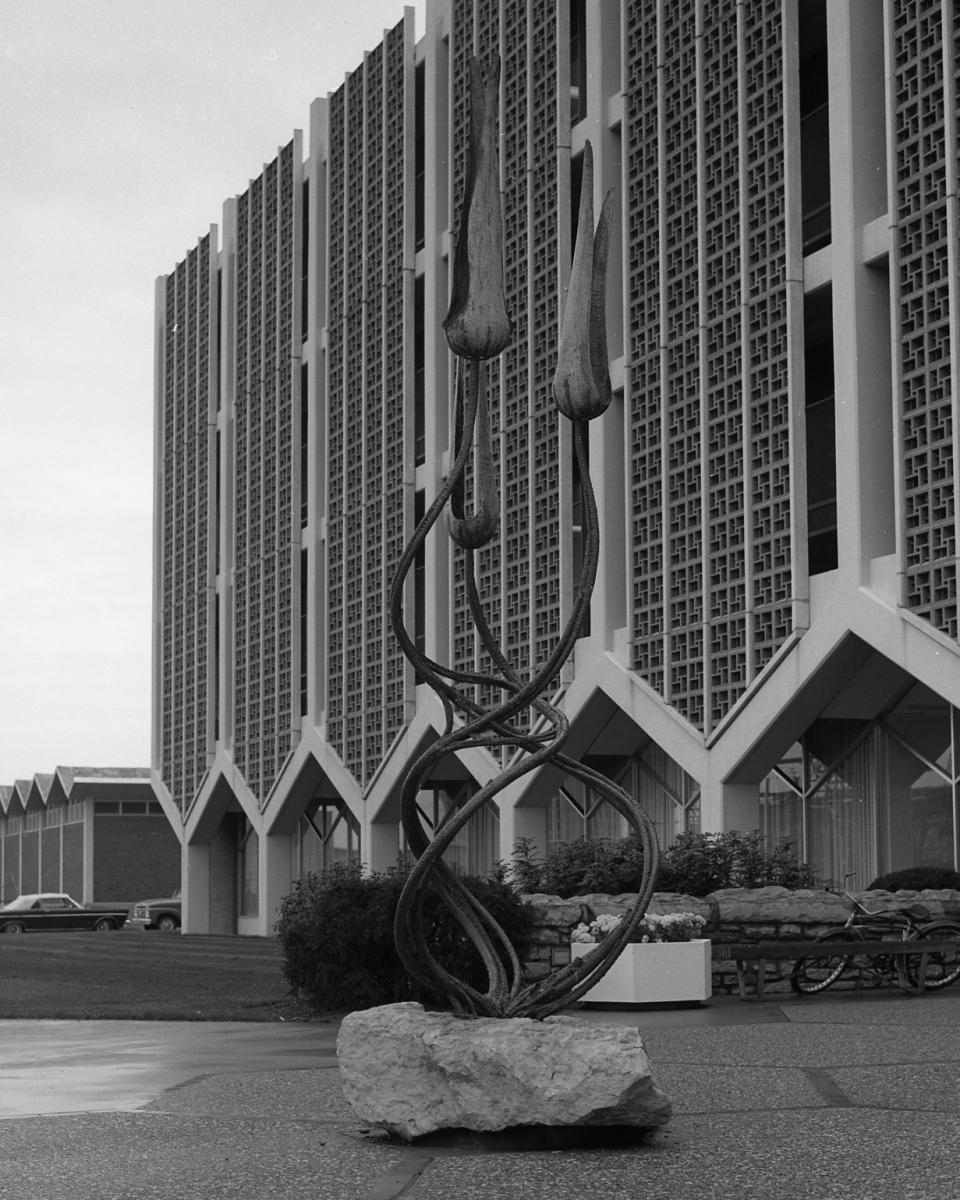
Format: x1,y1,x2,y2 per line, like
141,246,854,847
1,990,959,1199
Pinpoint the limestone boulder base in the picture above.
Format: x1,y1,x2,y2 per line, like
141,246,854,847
337,1001,672,1140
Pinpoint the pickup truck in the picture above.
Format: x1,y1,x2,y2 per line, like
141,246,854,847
0,893,129,933
126,890,182,932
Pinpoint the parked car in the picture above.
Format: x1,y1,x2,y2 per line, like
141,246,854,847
0,894,128,933
126,890,182,932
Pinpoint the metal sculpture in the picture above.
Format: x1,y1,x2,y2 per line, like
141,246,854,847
388,55,660,1020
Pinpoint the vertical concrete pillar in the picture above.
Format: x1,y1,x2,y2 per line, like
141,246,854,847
183,840,211,934
262,831,294,936
827,0,894,576
720,783,761,835
698,773,760,835
82,798,94,904
367,819,400,874
500,805,549,864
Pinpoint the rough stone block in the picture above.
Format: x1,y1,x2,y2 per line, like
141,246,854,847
708,887,850,924
338,1002,672,1141
521,895,584,928
646,892,713,921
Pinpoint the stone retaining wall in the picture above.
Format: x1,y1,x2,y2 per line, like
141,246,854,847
521,887,960,995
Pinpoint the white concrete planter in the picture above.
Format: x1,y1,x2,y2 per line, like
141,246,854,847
571,939,712,1004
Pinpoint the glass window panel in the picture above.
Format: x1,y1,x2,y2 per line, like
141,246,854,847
877,727,955,872
547,745,697,852
403,789,498,877
630,761,678,848
585,800,628,842
326,812,356,866
907,773,954,868
806,771,875,890
885,683,951,773
239,825,259,916
760,771,803,851
297,814,324,876
548,789,588,851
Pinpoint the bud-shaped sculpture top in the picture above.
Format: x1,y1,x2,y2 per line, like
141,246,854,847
443,55,512,361
552,140,614,421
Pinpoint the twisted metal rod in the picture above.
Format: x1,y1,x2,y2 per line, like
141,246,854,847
389,360,661,1018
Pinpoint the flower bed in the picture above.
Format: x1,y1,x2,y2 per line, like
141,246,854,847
571,910,707,944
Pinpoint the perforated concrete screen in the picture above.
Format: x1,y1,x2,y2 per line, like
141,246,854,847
894,0,958,642
233,142,299,804
325,22,409,785
625,0,794,735
159,236,216,814
449,0,561,728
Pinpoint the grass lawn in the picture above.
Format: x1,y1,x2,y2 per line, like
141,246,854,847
0,928,316,1021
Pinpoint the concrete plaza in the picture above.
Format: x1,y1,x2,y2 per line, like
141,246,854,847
1,990,957,1199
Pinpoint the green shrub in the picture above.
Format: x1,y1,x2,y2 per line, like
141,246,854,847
538,835,647,896
504,829,813,898
275,861,534,1013
505,836,545,893
659,831,815,894
867,866,960,892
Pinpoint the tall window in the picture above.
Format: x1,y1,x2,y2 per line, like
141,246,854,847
760,682,960,886
414,489,426,675
570,150,584,257
571,421,590,638
569,0,587,124
804,286,837,574
295,799,360,877
548,745,700,851
403,785,500,877
300,179,309,339
299,548,308,717
238,818,259,917
799,1,830,253
300,362,309,527
414,277,425,466
415,61,425,252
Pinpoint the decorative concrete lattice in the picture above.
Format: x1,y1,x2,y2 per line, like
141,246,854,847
894,0,958,641
159,235,216,814
324,21,409,785
624,0,793,733
232,141,299,804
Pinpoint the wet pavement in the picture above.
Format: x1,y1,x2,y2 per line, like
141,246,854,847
0,1019,338,1117
1,990,959,1198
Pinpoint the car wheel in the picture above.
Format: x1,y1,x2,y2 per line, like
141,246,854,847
156,914,179,933
92,917,115,932
1,920,25,934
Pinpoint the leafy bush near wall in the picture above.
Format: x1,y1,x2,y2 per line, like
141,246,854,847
868,866,960,892
510,834,648,897
275,862,534,1013
658,831,815,895
507,830,813,898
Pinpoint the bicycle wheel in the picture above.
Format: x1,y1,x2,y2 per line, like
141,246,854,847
790,931,857,995
903,921,960,990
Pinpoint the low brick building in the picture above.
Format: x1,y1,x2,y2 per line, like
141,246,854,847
0,767,180,905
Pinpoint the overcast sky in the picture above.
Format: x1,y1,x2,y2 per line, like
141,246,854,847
0,0,423,785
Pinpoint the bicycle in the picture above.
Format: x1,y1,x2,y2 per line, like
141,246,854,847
790,872,960,995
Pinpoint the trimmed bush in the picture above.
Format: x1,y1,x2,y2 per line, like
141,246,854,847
540,835,647,897
506,829,813,898
275,862,534,1014
868,866,960,892
658,831,815,895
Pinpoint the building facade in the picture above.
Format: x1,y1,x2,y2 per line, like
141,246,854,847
154,0,960,935
0,767,179,905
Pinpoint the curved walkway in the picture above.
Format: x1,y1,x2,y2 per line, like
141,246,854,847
1,991,959,1199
